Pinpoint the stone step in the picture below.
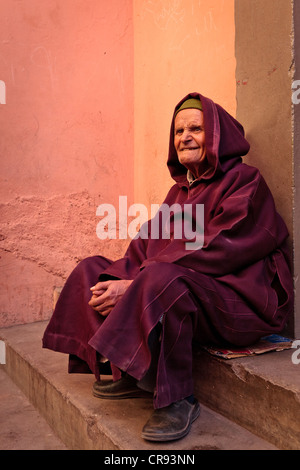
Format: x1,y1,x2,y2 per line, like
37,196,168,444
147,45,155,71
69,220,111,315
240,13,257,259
193,343,300,450
0,321,298,450
0,367,67,450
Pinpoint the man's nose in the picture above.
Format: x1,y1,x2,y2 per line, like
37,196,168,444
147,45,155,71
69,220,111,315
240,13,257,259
181,129,192,141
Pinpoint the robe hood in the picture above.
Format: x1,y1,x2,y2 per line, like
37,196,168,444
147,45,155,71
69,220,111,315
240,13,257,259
168,92,250,185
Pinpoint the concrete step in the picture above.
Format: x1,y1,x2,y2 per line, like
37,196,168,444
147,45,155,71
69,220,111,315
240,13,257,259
0,367,67,450
0,321,298,450
193,343,300,450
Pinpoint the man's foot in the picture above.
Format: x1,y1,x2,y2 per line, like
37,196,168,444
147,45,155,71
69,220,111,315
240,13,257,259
93,374,152,399
141,399,200,441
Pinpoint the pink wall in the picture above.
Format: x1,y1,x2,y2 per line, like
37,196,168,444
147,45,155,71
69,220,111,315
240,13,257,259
134,0,236,208
0,0,134,326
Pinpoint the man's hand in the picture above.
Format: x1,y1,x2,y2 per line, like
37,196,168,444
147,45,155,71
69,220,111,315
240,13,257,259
88,279,133,316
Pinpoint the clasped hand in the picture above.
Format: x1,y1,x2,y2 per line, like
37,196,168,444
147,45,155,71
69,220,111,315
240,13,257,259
88,279,133,316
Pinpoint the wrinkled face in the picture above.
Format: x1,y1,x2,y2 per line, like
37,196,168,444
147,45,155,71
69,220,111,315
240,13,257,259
174,108,206,177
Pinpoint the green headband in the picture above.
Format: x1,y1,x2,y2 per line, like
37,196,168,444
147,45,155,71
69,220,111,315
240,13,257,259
175,98,203,116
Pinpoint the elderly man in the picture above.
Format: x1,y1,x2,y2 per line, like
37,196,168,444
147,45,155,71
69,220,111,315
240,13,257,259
43,93,293,442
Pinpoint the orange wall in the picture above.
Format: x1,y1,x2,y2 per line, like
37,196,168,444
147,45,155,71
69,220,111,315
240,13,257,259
133,0,236,207
0,0,236,327
0,0,134,326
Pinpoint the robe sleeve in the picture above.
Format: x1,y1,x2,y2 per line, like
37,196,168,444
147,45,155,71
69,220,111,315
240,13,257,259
98,235,149,281
139,174,289,277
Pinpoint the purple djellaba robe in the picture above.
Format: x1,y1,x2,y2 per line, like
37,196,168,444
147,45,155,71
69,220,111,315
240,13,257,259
43,92,294,409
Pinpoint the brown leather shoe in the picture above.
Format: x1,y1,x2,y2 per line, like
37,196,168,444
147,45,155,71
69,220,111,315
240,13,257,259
141,399,200,441
93,375,152,399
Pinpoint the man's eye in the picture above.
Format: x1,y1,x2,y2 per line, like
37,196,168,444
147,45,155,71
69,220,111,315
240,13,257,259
175,129,183,135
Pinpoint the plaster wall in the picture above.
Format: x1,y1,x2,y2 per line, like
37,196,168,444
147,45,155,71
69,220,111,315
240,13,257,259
133,0,236,209
0,0,237,328
2,0,294,334
235,0,295,336
0,0,134,327
235,0,293,236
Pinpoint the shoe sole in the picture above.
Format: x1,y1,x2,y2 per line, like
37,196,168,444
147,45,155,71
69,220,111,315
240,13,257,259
93,389,152,400
141,402,201,442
